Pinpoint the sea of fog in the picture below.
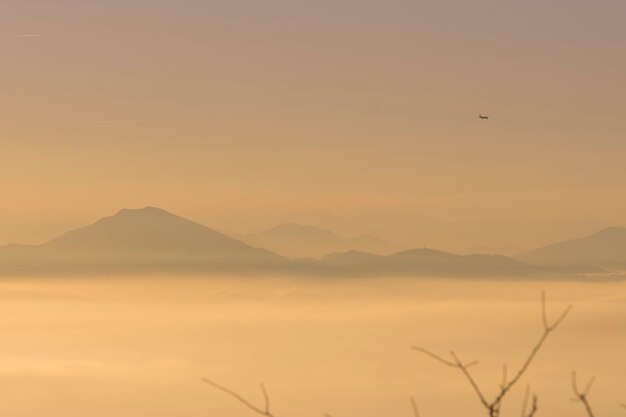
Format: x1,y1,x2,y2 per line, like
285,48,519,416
0,275,624,417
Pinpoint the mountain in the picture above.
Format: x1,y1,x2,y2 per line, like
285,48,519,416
0,207,284,274
238,223,395,258
0,208,607,278
389,249,526,268
317,248,602,277
516,227,626,269
43,207,275,258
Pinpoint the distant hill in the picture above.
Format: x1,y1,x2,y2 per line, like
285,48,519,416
238,223,395,258
464,246,523,256
0,208,608,278
516,227,626,270
0,207,284,274
389,249,525,268
43,207,275,258
318,248,602,277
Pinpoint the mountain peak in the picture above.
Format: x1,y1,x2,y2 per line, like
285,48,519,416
41,207,281,261
516,226,626,269
593,226,626,237
114,206,173,217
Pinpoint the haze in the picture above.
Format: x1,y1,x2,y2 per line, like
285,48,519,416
2,1,625,415
1,276,624,417
2,0,626,251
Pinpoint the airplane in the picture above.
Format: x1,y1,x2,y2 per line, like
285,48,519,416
478,114,489,120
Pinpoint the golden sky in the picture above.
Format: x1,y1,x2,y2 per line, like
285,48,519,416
1,0,625,247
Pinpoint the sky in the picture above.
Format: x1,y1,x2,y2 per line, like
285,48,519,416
1,0,625,248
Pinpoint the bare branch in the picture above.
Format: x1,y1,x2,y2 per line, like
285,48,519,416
539,291,571,332
491,294,571,411
571,372,595,417
413,292,571,417
410,346,458,367
450,350,491,410
526,396,538,417
261,383,271,414
521,385,538,417
521,385,530,417
203,378,276,417
410,396,420,417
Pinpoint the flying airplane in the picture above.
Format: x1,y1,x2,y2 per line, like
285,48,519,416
478,114,489,120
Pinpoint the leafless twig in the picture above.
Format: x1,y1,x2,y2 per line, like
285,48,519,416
203,378,275,417
571,372,595,417
521,385,538,417
410,396,420,417
412,292,571,417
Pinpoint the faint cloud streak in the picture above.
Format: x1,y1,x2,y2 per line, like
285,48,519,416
8,34,42,38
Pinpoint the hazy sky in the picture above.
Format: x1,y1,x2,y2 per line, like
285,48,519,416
2,0,625,245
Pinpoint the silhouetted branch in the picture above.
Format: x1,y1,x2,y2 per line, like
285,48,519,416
203,378,275,417
410,396,420,417
521,385,538,417
571,372,595,417
412,292,571,417
204,378,425,417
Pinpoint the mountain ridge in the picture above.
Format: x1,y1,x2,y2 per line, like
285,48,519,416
0,207,284,269
516,226,626,269
316,247,603,277
239,223,395,258
0,208,611,278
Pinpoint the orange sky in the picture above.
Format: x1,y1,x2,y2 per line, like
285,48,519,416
1,0,625,248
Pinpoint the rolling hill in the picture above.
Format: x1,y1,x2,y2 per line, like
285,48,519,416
0,208,608,278
318,248,602,277
0,207,284,274
516,227,626,270
238,223,395,258
42,207,277,258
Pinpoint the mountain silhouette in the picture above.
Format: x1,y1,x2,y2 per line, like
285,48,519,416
516,226,626,269
317,248,602,277
43,207,276,258
0,207,283,274
389,249,526,268
0,208,607,278
239,223,395,258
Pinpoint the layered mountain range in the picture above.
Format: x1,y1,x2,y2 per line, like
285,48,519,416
0,207,618,277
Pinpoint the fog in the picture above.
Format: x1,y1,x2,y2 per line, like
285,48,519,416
0,275,624,416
